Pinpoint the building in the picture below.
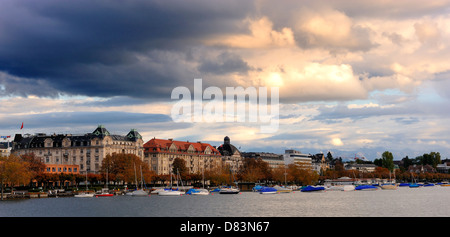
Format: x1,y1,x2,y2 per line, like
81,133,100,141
344,163,377,173
0,142,12,157
11,125,144,174
143,138,222,175
437,163,450,174
311,153,329,174
241,152,284,169
407,164,436,173
217,136,244,173
283,149,313,169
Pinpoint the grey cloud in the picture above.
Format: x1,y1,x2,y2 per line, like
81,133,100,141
0,0,255,99
0,111,171,130
197,52,253,75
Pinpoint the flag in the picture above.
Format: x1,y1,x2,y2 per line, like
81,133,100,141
20,122,23,129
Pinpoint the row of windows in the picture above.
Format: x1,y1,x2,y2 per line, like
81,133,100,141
46,167,78,173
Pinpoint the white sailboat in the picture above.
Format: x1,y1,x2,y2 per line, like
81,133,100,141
75,171,94,198
158,169,183,196
191,167,209,195
219,168,240,194
129,164,148,196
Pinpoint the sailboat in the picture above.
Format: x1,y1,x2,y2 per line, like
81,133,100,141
381,170,397,190
409,172,420,188
129,164,148,196
187,167,209,195
159,169,183,196
75,171,94,198
96,167,114,197
219,168,240,194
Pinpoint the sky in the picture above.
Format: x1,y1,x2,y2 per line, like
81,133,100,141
1,0,450,160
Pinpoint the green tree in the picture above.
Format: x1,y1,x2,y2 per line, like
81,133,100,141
172,157,188,176
326,151,333,162
381,151,394,172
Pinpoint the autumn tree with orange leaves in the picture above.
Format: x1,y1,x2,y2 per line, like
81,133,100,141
100,153,154,187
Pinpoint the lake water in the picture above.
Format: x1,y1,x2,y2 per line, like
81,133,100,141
1,186,449,217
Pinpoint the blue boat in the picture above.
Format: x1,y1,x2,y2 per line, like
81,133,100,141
259,187,277,194
399,183,410,187
301,186,325,192
355,185,377,191
424,183,434,187
409,183,420,188
252,185,264,192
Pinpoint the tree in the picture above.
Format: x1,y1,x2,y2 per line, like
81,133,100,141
381,151,394,172
20,153,46,187
240,158,272,182
101,153,152,186
1,155,32,196
172,157,188,176
326,151,333,162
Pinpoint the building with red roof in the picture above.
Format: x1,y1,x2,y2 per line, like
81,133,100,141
143,138,222,175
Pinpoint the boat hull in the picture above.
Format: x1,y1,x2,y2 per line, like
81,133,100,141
74,193,94,198
301,186,325,192
219,188,240,194
259,187,278,194
380,184,397,190
158,190,182,196
130,190,149,196
186,188,209,195
355,185,378,191
95,194,114,197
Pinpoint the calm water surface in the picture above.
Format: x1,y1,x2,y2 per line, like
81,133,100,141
1,186,449,217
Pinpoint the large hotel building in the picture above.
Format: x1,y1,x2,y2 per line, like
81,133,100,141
11,125,144,174
11,124,245,177
143,138,223,175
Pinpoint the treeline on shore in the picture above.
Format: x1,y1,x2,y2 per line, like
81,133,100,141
1,151,450,193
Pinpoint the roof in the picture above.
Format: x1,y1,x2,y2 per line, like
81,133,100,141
144,138,220,155
12,125,142,149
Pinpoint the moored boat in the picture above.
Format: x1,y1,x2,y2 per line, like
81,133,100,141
380,183,397,190
95,188,114,197
259,187,277,194
273,185,292,193
219,186,240,194
186,188,209,195
74,192,94,198
301,186,325,192
129,189,149,196
355,185,378,191
409,183,420,188
343,185,355,191
325,185,355,191
158,188,182,196
252,185,264,192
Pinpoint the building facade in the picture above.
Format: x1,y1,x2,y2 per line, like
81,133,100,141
143,138,222,175
11,125,144,174
241,152,284,169
283,149,313,169
0,142,11,157
217,136,244,173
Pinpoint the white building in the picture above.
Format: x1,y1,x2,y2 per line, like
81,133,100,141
283,149,312,169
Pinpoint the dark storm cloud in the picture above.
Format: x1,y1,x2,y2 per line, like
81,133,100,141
197,52,254,75
0,0,255,98
0,111,171,129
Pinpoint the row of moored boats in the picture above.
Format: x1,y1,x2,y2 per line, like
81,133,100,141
74,182,450,197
